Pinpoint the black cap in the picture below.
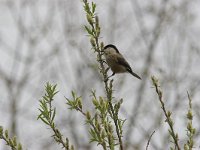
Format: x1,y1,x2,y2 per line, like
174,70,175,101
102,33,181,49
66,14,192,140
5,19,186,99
104,44,119,53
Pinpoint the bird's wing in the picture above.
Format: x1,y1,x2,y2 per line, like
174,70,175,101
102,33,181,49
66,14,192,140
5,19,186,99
117,55,141,79
116,55,132,72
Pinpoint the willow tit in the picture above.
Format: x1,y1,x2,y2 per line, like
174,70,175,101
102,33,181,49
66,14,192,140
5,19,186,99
103,44,141,80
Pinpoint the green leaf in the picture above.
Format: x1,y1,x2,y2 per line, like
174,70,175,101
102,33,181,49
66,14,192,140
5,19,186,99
51,108,56,123
39,117,50,125
92,2,96,13
72,91,76,99
84,25,93,35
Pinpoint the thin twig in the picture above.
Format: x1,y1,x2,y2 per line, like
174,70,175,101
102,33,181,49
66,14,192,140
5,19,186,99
146,131,155,150
151,76,181,150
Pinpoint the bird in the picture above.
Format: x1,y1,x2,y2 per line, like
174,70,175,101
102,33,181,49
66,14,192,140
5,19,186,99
103,44,141,80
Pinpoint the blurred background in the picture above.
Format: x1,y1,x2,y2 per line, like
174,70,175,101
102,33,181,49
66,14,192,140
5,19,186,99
0,0,200,149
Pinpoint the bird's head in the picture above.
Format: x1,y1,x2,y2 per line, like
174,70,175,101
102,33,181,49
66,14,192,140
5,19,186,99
103,44,119,56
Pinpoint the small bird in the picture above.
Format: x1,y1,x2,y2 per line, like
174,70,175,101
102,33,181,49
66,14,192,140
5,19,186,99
103,44,141,80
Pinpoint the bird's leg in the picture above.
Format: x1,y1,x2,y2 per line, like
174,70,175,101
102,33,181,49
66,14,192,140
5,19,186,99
104,72,115,82
101,59,107,64
97,58,107,64
109,72,115,78
102,60,107,64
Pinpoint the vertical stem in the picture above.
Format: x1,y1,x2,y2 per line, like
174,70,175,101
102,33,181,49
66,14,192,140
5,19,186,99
83,1,124,149
95,34,123,150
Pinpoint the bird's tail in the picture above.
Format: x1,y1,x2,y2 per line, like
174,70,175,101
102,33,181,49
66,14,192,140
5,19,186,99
129,71,141,80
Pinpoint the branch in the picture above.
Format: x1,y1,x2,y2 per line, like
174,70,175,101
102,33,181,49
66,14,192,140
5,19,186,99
38,83,74,150
82,1,124,149
146,131,155,150
0,126,23,150
151,76,181,150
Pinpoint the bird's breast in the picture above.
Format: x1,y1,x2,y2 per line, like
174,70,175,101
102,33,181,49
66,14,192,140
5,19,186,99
105,55,127,73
